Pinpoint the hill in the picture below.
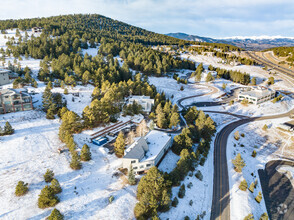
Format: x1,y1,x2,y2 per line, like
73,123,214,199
167,32,294,50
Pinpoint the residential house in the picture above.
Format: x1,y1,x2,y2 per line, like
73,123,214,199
0,88,33,114
122,130,172,174
125,95,154,113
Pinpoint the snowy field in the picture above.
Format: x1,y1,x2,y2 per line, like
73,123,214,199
227,117,294,220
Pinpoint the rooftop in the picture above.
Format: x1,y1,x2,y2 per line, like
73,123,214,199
142,130,171,162
239,87,275,98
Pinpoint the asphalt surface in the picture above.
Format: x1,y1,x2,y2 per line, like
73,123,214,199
210,110,294,220
176,77,294,220
259,160,294,220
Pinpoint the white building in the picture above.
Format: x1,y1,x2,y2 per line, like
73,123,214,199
0,69,10,86
238,87,276,105
126,95,154,113
122,130,172,174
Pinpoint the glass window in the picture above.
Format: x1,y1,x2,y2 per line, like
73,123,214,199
131,160,136,164
133,167,137,170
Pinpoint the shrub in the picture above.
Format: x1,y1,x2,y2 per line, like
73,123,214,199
195,170,203,181
48,208,64,220
15,181,28,196
4,121,14,135
184,216,190,220
252,150,257,158
187,182,193,188
259,213,269,220
189,200,193,206
255,191,262,203
232,153,245,172
229,100,234,105
38,186,59,208
262,124,268,131
44,169,54,183
239,179,248,191
51,179,62,194
244,213,254,220
171,197,179,207
64,88,68,95
241,133,245,137
234,131,240,140
200,157,206,166
178,184,186,198
180,85,184,91
109,195,114,204
249,182,255,193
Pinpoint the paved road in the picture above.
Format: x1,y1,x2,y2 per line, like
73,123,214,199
175,76,294,220
210,110,294,220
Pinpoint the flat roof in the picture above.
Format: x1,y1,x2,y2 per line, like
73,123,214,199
239,88,274,98
141,130,171,162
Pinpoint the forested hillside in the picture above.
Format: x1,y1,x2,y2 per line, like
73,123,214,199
265,46,294,63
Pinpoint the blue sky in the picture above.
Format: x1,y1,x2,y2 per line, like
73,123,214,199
1,0,294,38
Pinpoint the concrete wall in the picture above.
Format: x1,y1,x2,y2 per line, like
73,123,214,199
0,72,10,86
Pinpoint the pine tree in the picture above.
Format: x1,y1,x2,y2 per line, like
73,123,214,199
255,191,262,203
239,179,248,191
81,144,91,161
70,151,82,170
206,72,214,82
178,184,186,198
42,86,53,111
251,150,257,158
46,104,56,119
38,185,59,208
15,181,28,196
169,112,179,128
249,182,255,193
51,179,62,194
128,165,136,185
136,119,149,136
64,88,68,95
114,132,125,157
48,208,64,220
244,214,254,220
232,153,245,172
4,121,14,135
44,169,54,183
251,77,256,85
234,131,240,140
171,197,179,207
259,213,268,220
47,81,53,89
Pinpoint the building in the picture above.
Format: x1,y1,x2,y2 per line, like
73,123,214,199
92,136,108,146
126,96,154,113
238,87,276,105
122,130,172,174
0,88,33,114
32,27,42,33
0,69,10,86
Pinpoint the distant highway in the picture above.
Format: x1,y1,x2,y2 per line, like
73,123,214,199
245,51,294,82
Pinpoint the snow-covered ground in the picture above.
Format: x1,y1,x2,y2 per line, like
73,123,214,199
227,117,294,220
158,113,238,220
0,109,138,219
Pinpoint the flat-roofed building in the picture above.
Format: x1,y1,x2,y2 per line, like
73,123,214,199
0,69,10,86
122,130,172,174
238,87,276,105
125,95,154,113
0,88,33,114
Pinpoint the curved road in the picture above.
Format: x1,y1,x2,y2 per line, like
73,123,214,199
175,77,294,220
